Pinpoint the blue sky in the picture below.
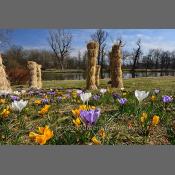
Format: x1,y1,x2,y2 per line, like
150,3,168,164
9,29,175,56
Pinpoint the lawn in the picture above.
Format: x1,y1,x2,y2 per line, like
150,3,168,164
42,76,175,93
0,76,174,145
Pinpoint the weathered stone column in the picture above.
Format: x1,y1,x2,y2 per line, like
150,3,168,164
86,41,99,90
27,61,38,88
37,64,42,89
110,43,124,88
95,65,101,87
0,53,12,92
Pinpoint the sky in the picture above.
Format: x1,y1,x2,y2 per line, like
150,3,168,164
8,29,175,56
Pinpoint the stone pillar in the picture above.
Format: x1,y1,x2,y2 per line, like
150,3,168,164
0,53,12,92
110,43,124,88
37,64,42,89
27,61,38,89
86,41,99,90
95,65,101,87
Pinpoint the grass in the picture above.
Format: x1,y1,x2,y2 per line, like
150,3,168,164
42,76,175,93
1,76,174,145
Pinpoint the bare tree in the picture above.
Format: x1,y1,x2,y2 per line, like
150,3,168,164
131,39,142,77
48,29,72,70
91,29,108,78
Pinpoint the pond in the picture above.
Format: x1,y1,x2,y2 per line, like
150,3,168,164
42,71,175,80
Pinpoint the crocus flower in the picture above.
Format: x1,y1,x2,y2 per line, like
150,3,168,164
11,100,28,112
100,88,107,94
1,108,10,118
0,99,5,104
98,128,106,139
112,93,121,100
65,93,71,99
152,115,160,126
154,89,160,94
11,95,20,101
91,136,101,145
38,105,50,116
42,98,49,104
13,91,21,96
135,90,149,103
118,98,127,105
162,95,173,103
73,117,81,127
92,95,101,101
140,112,148,123
47,91,56,95
66,89,72,93
80,108,100,126
57,96,62,102
21,90,26,94
34,99,42,105
80,92,92,104
76,90,83,95
29,125,54,145
151,95,156,102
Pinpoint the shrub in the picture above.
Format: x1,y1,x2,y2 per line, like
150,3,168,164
6,67,29,85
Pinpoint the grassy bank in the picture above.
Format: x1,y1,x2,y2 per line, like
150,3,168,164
43,68,175,73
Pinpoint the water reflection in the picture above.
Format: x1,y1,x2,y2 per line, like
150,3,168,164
42,71,175,80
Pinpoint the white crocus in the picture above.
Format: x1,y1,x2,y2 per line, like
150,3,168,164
80,92,92,104
135,90,149,103
13,91,21,96
100,88,107,94
11,100,28,112
21,90,26,94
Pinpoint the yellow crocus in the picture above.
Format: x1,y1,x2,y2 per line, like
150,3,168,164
1,108,10,118
140,112,148,123
152,115,160,126
0,99,5,104
91,136,101,145
151,95,156,102
98,128,106,139
34,99,42,105
38,105,50,115
72,109,80,117
43,126,54,140
73,117,81,127
29,125,54,145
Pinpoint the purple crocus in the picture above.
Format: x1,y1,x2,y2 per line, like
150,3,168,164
112,93,121,100
66,89,72,93
28,91,34,96
80,109,101,126
11,95,20,101
76,90,83,96
92,95,101,101
118,98,127,105
162,95,173,103
65,93,71,99
57,96,62,102
42,98,49,104
47,91,56,95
